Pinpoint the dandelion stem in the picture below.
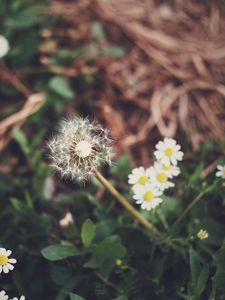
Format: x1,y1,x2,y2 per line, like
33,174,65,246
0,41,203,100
94,168,161,236
94,169,180,251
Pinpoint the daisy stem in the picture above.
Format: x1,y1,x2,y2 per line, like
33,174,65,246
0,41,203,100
173,183,216,230
93,168,161,237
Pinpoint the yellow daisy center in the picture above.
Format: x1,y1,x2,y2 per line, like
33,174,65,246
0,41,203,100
223,169,225,176
138,176,147,185
165,147,174,157
143,190,154,202
163,165,172,171
0,255,8,265
157,172,168,183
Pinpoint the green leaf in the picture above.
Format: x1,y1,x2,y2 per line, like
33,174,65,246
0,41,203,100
10,197,28,214
70,293,85,300
55,277,81,300
81,219,95,248
104,46,125,58
49,76,75,100
112,296,128,300
189,247,200,293
210,239,225,299
41,244,81,261
13,128,30,155
6,10,37,28
94,240,126,259
91,21,105,40
195,264,209,298
84,236,126,269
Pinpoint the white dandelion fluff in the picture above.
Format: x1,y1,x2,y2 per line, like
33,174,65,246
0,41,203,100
48,116,114,182
0,35,9,58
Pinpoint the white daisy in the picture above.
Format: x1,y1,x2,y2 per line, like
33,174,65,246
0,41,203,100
215,165,225,179
132,184,163,211
154,138,183,165
148,164,174,191
0,248,17,274
10,297,25,300
197,229,208,240
128,167,150,186
154,161,180,178
0,291,8,300
0,35,9,58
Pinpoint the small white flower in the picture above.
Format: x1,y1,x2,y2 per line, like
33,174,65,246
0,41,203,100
154,138,183,165
148,164,174,191
59,212,74,228
154,161,180,178
0,35,9,58
197,229,208,240
132,184,163,211
48,117,114,183
0,248,17,274
0,291,8,300
215,165,225,179
128,167,150,186
10,297,25,300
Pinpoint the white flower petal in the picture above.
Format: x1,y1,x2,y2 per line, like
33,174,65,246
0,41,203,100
5,250,12,257
3,265,9,273
6,263,14,270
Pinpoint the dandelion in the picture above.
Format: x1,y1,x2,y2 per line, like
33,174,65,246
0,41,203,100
128,167,150,186
0,291,8,300
48,117,114,183
197,229,208,240
47,116,163,239
215,165,225,179
59,212,74,228
133,183,163,211
0,35,9,58
154,138,183,165
148,164,174,191
0,248,17,274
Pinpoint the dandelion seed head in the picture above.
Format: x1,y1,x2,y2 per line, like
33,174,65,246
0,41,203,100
48,116,114,183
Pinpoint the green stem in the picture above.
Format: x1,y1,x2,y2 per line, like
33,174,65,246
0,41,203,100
173,184,215,230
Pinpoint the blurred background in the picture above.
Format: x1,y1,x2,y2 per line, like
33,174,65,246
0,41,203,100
1,0,225,163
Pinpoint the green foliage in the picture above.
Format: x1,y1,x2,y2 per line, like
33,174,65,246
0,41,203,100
0,0,225,299
210,239,225,299
81,219,95,248
41,245,81,261
70,294,85,300
48,76,75,100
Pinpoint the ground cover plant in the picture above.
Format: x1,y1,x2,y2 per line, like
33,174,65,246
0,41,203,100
0,0,225,299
